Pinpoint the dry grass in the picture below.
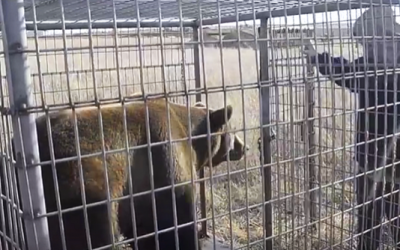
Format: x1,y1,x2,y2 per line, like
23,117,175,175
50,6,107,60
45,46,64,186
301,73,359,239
0,34,386,249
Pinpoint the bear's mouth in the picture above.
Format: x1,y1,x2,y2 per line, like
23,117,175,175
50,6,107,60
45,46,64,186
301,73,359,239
227,142,249,161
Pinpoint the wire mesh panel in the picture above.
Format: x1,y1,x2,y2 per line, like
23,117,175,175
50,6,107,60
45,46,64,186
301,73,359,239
0,22,200,250
266,20,359,249
266,5,400,249
1,0,400,250
0,28,194,105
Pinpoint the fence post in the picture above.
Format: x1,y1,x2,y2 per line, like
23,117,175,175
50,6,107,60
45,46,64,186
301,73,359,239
0,0,50,249
193,25,207,238
259,18,274,250
304,40,318,227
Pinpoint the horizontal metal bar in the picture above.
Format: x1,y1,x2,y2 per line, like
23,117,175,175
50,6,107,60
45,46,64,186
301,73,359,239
0,81,261,114
0,63,195,79
24,19,198,30
23,1,397,30
199,2,387,26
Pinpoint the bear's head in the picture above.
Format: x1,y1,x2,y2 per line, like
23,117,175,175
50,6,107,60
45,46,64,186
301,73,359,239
192,102,249,168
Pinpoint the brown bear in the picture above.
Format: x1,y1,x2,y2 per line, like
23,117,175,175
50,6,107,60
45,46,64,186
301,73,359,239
193,102,248,167
0,98,245,250
121,92,248,168
128,93,249,168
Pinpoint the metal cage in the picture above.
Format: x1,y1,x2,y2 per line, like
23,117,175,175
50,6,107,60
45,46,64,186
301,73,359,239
0,0,399,250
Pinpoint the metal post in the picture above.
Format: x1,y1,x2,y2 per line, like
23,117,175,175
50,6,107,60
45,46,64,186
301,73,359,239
259,18,273,250
193,26,207,238
304,45,318,227
0,0,50,249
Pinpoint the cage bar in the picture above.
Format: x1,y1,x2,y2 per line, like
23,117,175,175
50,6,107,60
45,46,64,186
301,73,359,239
24,20,198,31
0,0,50,249
12,0,391,30
192,25,207,238
259,18,273,250
20,0,398,25
304,43,318,226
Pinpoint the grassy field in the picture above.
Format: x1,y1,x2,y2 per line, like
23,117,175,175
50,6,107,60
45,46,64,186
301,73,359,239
0,34,381,249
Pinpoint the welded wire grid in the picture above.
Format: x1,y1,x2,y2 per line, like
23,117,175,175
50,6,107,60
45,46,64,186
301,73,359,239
266,20,360,249
19,0,381,24
0,0,400,250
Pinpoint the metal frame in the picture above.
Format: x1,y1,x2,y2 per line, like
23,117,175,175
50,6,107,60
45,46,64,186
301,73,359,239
14,0,397,30
258,18,273,250
0,0,397,250
0,0,50,249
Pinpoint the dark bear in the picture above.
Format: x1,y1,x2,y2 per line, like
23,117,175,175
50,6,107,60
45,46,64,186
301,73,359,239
0,99,244,250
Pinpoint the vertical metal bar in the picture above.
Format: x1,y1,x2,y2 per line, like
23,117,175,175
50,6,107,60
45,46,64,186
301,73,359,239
304,46,318,226
193,25,207,238
0,0,50,249
259,18,273,250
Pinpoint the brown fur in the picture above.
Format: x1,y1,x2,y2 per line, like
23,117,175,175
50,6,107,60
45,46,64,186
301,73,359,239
1,99,236,250
123,92,248,167
193,102,249,167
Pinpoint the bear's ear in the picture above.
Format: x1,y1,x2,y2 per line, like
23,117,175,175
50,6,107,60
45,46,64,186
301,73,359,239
208,105,233,130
